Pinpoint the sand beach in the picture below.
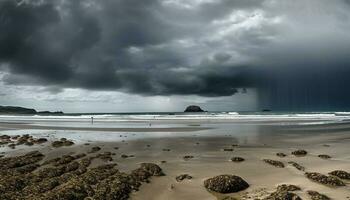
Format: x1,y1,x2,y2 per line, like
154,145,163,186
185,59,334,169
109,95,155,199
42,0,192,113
0,114,349,199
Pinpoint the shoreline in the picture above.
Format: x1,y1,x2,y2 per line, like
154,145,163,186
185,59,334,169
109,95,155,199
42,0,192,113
0,120,349,199
0,122,211,132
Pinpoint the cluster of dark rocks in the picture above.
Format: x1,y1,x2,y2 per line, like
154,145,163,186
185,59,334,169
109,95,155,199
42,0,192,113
42,153,87,166
305,172,345,186
0,151,164,200
262,184,331,200
51,138,74,148
0,134,48,149
263,184,301,200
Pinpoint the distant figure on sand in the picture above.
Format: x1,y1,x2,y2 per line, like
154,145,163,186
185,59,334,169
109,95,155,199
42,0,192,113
91,117,94,124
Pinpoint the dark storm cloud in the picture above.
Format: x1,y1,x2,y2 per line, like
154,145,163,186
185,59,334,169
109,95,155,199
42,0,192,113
1,0,350,110
0,0,260,96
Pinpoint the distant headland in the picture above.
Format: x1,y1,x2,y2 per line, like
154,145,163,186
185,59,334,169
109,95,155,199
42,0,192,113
0,106,63,115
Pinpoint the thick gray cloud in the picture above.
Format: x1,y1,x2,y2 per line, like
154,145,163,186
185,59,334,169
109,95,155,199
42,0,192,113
1,0,350,110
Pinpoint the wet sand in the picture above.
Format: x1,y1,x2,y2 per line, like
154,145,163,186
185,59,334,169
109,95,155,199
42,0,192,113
0,120,349,199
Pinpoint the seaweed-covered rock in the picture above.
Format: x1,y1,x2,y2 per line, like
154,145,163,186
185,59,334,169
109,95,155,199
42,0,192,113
176,174,192,182
43,154,86,166
328,170,350,180
131,163,164,183
305,172,345,186
0,151,44,170
204,175,249,193
288,161,305,171
318,154,331,159
231,157,245,162
0,152,164,200
263,159,285,168
307,190,330,200
291,150,307,156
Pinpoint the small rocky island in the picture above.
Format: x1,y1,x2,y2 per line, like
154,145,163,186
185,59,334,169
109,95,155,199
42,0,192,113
184,105,205,112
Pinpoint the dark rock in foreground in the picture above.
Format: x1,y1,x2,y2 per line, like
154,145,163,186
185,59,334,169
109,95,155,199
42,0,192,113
184,105,204,112
204,175,249,193
305,172,345,186
291,150,307,156
176,174,192,182
328,170,350,180
307,190,331,200
263,159,285,168
0,151,164,200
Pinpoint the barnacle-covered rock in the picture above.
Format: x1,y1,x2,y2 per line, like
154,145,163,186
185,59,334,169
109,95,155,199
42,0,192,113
204,175,249,193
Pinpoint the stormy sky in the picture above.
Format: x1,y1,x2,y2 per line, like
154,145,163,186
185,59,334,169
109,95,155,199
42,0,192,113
1,0,350,112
